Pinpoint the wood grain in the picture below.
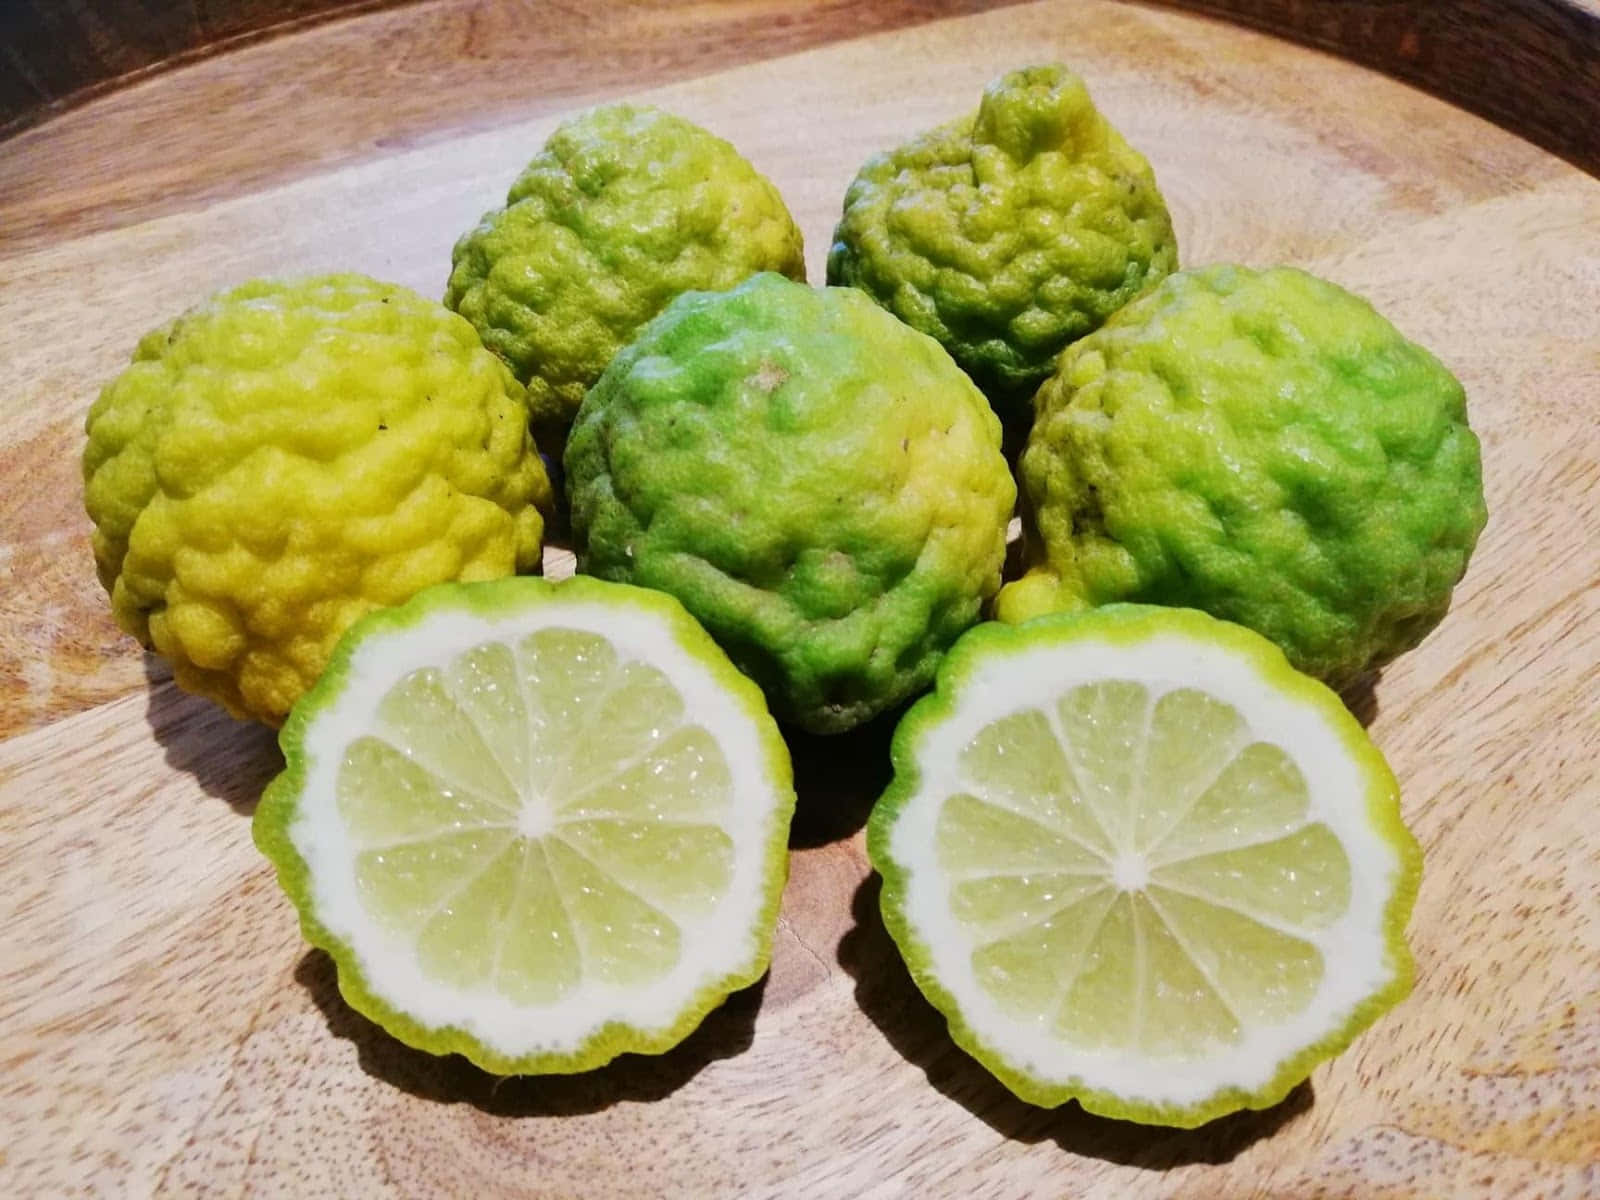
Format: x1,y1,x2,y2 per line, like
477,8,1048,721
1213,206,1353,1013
1157,0,1600,175
2,0,1599,1195
0,0,1019,257
6,1,1600,175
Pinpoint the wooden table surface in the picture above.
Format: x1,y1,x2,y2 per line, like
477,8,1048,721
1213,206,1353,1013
2,1,1598,1195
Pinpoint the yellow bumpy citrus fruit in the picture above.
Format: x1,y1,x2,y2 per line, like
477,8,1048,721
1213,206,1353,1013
82,274,553,726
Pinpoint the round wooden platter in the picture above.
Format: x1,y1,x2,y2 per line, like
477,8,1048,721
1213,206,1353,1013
2,1,1598,1195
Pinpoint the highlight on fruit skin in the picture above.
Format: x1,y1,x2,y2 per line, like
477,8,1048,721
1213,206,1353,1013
446,103,807,448
828,62,1177,426
868,604,1422,1128
254,574,797,1076
998,264,1487,689
565,271,1016,736
82,273,553,727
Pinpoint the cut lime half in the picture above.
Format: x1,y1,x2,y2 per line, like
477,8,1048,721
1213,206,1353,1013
868,605,1420,1127
254,575,795,1075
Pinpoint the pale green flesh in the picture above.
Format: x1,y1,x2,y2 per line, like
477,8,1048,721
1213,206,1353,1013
338,628,735,1004
938,683,1349,1059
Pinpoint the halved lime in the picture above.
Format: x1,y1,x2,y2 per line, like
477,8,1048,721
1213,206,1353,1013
254,575,795,1074
868,605,1420,1127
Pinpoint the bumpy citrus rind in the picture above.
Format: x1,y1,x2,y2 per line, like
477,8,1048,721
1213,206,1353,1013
997,264,1487,689
446,104,806,442
83,273,553,726
827,63,1177,423
565,272,1015,735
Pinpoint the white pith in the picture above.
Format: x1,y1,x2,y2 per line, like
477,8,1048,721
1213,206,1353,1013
290,598,785,1058
888,632,1406,1107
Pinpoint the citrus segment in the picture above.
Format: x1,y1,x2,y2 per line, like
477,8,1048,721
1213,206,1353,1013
937,792,1106,879
869,605,1420,1127
956,711,1113,857
255,575,795,1075
1158,741,1309,860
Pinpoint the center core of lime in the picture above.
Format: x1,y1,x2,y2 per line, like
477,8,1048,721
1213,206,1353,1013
1111,853,1150,892
517,799,554,839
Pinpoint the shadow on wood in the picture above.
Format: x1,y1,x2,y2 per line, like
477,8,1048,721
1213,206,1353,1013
142,653,282,815
785,703,902,850
1339,670,1382,728
836,873,1315,1166
296,948,766,1115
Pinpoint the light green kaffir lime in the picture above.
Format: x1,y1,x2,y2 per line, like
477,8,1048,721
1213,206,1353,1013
868,604,1421,1128
565,273,1016,735
253,574,796,1077
828,63,1177,424
446,104,806,444
998,265,1488,687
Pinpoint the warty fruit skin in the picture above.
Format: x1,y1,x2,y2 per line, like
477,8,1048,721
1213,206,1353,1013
83,273,552,725
447,104,806,446
566,273,1016,735
828,63,1177,425
998,263,1488,687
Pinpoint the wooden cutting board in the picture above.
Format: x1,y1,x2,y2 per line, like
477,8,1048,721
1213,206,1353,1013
2,1,1597,1194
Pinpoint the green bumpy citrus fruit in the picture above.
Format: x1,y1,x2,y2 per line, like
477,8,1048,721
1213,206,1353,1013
566,273,1016,735
826,63,1177,424
446,104,806,443
83,274,553,727
997,264,1488,687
